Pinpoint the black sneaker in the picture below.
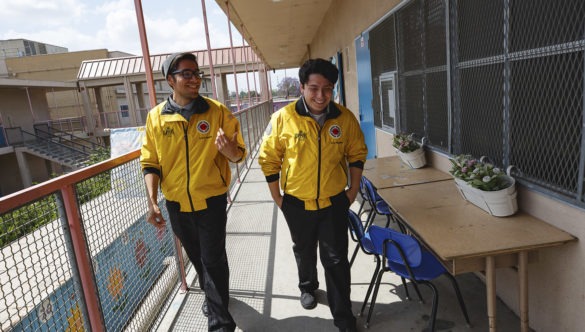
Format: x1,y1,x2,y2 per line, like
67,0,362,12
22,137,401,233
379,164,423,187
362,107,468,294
300,291,317,310
201,299,209,317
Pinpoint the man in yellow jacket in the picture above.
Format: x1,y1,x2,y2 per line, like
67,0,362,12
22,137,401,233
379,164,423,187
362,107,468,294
259,58,367,332
141,52,246,332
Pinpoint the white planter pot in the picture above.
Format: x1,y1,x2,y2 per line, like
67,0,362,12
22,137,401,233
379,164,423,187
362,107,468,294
454,175,518,217
397,148,426,169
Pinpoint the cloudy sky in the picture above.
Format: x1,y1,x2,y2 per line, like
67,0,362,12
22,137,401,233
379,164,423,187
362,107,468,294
0,0,292,90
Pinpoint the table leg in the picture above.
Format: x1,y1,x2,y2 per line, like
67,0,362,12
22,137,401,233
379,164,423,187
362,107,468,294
486,256,496,332
519,251,529,332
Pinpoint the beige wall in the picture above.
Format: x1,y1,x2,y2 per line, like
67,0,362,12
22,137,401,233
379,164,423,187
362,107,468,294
4,49,121,120
0,88,50,132
309,1,585,331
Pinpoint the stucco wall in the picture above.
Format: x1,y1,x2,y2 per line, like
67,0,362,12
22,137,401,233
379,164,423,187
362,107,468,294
308,1,585,331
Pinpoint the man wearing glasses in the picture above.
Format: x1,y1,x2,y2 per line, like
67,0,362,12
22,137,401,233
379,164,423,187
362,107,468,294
141,52,245,332
259,58,367,332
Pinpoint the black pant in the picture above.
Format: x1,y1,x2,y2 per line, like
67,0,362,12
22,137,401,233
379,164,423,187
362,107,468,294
281,192,356,330
167,195,236,332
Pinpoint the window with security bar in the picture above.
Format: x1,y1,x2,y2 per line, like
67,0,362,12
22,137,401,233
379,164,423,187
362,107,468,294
366,0,585,207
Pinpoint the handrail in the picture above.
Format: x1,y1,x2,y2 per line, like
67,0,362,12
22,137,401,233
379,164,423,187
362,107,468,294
33,127,100,154
21,130,91,157
34,123,104,150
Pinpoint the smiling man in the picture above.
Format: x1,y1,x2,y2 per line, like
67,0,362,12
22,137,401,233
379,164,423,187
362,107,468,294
141,52,246,332
259,58,367,332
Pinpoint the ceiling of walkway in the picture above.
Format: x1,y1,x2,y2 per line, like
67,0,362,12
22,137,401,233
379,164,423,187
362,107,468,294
214,0,333,70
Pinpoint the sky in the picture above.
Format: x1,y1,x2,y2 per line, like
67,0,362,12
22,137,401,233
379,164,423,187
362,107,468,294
0,0,293,92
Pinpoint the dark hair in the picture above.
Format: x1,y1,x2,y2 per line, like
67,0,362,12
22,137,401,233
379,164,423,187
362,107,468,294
298,58,339,85
162,52,198,79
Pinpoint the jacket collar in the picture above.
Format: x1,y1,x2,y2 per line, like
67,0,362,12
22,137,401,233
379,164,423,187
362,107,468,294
294,97,341,119
161,95,210,119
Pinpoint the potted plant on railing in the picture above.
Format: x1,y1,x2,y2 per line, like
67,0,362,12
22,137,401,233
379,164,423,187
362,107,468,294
449,154,518,217
392,133,426,169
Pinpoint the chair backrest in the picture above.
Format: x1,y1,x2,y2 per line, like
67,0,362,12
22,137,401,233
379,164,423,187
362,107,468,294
362,177,389,212
348,209,365,240
368,225,422,267
348,209,376,253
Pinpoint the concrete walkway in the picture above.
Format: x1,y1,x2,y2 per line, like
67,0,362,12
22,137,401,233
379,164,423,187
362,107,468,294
156,156,524,332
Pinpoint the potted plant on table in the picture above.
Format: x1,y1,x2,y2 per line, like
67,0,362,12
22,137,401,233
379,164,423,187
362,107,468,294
449,154,518,217
392,133,426,169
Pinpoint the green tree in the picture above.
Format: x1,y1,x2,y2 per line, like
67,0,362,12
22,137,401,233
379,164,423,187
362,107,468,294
277,77,300,99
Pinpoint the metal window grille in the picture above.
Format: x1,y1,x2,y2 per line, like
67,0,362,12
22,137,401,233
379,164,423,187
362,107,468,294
366,0,585,206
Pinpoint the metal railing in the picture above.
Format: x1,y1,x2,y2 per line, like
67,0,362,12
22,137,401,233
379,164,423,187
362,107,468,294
0,100,272,331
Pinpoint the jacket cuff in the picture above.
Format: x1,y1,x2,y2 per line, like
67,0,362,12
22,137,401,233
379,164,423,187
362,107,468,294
265,173,280,182
349,160,365,169
143,167,161,177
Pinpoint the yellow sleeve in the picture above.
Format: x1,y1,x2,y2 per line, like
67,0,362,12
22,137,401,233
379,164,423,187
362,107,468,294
258,111,285,180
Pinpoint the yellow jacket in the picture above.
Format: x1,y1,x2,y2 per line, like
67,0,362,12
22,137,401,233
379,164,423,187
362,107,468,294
259,99,367,210
141,96,246,211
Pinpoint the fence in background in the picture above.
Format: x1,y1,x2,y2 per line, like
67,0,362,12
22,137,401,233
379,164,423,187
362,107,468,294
0,101,272,331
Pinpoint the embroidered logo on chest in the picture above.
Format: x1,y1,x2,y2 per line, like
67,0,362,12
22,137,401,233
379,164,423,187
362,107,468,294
163,126,174,137
197,120,210,134
295,130,307,141
328,125,342,139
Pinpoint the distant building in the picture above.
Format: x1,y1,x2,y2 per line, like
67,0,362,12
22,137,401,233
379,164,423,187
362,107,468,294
0,39,68,59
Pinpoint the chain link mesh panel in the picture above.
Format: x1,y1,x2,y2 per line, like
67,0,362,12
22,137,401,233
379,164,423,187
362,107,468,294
76,158,177,331
1,195,88,331
370,15,397,128
366,0,585,206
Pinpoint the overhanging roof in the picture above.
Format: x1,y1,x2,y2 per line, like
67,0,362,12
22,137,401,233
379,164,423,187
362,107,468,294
214,0,333,70
77,46,259,82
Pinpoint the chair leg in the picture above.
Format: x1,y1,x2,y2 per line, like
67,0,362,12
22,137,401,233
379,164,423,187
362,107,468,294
446,274,471,325
365,268,386,328
349,242,360,267
359,255,381,317
420,281,439,332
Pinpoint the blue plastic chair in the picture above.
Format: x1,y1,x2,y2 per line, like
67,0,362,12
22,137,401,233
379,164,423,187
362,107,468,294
365,225,471,330
361,177,405,233
347,210,380,315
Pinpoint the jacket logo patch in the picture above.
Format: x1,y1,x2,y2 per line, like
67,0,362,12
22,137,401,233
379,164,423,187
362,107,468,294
197,120,210,134
295,130,307,141
329,125,342,139
163,126,174,137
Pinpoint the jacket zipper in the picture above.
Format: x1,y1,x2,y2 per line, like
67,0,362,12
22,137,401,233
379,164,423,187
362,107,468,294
316,123,322,210
183,123,195,211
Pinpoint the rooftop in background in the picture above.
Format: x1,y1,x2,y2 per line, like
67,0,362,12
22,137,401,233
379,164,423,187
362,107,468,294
0,38,68,59
77,46,260,82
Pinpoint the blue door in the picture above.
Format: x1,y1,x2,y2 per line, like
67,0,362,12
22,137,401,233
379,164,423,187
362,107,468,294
0,126,6,147
355,33,376,159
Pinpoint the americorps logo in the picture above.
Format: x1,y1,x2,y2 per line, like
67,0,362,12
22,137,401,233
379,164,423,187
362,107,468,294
329,125,342,138
197,120,210,134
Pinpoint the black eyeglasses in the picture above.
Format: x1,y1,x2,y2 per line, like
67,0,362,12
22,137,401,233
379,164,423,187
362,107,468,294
172,69,204,80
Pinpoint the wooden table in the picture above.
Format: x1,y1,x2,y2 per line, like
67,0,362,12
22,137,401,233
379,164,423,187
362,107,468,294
377,180,576,332
363,156,453,189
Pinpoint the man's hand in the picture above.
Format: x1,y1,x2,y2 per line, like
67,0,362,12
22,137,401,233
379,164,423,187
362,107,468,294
215,128,242,162
345,187,359,205
146,204,166,229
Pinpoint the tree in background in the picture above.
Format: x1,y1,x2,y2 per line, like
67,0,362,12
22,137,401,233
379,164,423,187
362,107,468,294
276,77,300,99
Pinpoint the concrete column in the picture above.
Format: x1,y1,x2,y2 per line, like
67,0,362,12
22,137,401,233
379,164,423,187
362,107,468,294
79,83,97,134
215,73,227,105
15,148,32,188
123,77,138,126
135,82,145,124
94,87,104,114
258,65,270,102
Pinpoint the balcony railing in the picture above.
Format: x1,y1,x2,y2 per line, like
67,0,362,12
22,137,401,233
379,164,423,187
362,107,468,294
0,101,272,331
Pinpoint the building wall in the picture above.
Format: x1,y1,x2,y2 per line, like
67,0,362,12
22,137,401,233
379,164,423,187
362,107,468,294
0,88,50,132
309,1,585,331
4,49,121,120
